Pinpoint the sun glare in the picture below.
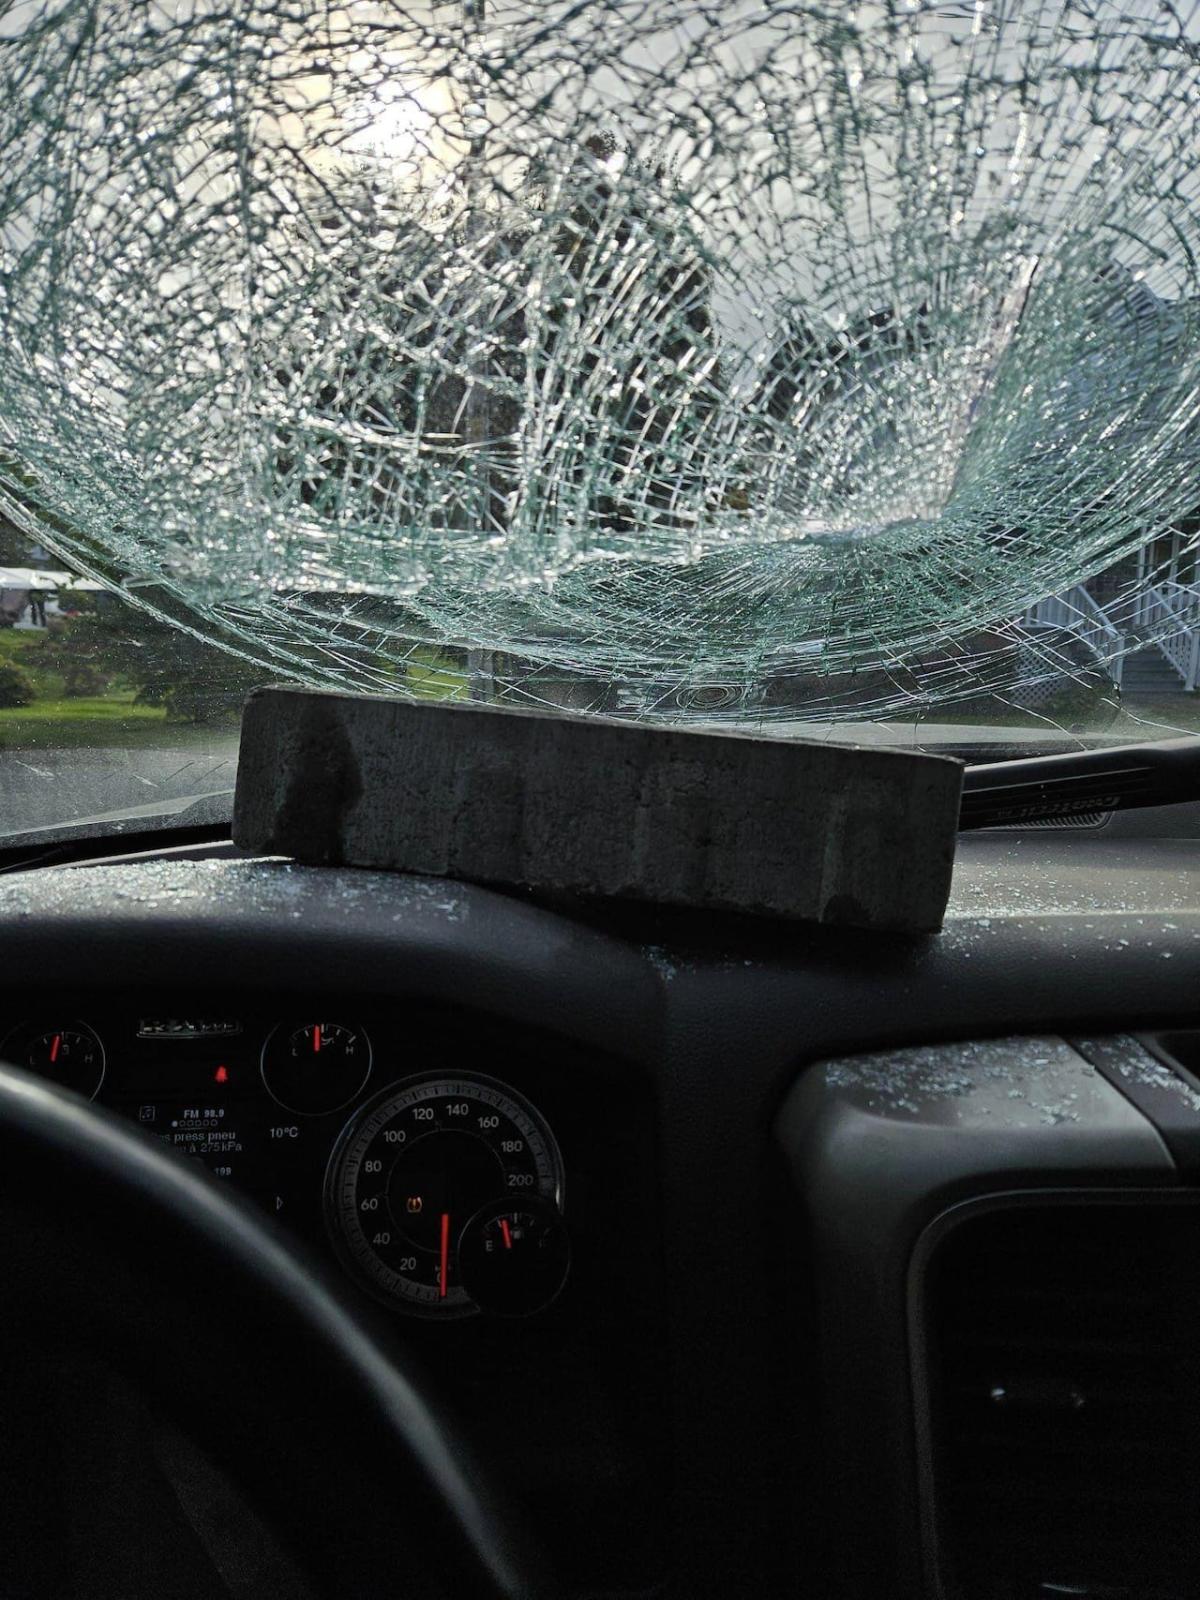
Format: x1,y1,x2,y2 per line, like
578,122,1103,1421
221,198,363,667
344,81,437,164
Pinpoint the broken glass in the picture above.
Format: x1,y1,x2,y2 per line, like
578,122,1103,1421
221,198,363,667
3,0,1200,733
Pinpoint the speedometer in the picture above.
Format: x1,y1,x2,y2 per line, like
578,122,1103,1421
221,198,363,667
324,1073,564,1317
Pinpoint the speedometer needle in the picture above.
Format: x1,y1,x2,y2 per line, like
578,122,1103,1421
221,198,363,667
439,1211,450,1300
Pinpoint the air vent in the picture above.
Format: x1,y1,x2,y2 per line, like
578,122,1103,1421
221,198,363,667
922,1200,1200,1599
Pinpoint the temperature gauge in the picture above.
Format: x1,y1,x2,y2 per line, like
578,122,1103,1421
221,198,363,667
457,1196,571,1318
1,1021,105,1100
260,1021,372,1116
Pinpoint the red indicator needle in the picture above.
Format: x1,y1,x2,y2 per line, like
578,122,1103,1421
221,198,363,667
499,1217,513,1251
49,1034,61,1064
439,1212,451,1300
312,1025,320,1054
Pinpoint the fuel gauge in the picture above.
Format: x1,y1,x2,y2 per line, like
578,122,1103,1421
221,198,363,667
458,1196,570,1318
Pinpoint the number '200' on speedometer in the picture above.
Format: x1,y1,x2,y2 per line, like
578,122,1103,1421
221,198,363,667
324,1073,564,1316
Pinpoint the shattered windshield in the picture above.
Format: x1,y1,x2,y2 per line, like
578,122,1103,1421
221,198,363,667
3,0,1200,844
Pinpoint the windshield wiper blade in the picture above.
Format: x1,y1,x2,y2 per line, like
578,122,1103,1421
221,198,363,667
960,736,1200,829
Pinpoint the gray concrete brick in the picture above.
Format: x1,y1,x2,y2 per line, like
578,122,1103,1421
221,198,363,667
233,688,963,932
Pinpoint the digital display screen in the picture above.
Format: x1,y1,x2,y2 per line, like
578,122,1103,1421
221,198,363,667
120,1056,254,1182
138,1101,250,1179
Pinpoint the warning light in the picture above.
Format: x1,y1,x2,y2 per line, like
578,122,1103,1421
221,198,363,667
406,1195,423,1214
214,1065,230,1084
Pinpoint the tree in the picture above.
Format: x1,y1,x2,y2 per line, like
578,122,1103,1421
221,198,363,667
524,133,722,548
0,513,35,566
0,662,34,708
753,300,933,510
266,130,723,593
30,598,116,697
35,596,262,720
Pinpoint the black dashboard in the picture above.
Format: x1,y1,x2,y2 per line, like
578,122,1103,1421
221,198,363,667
0,1008,598,1319
0,999,667,1590
2,822,1200,1600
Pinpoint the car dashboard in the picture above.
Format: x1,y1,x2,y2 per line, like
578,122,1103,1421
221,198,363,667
2,822,1200,1600
0,996,666,1590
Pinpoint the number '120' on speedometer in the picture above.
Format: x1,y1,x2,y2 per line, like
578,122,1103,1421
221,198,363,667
323,1073,564,1317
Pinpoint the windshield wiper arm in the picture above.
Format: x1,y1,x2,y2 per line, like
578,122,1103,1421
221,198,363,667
960,736,1200,829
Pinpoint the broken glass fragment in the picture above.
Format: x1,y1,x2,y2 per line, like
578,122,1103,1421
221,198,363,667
3,1,1200,728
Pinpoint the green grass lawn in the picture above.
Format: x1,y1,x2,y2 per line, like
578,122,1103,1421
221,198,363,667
0,628,208,749
0,691,193,749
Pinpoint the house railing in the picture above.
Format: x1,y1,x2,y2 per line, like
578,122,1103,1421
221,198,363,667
1023,584,1127,687
1137,580,1200,691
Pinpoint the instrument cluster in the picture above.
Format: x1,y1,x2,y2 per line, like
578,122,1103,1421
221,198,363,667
0,1013,571,1319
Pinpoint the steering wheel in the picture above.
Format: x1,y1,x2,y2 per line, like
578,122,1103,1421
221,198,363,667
0,1062,550,1599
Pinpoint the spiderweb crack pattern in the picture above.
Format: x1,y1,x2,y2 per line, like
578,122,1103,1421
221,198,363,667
3,0,1200,729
